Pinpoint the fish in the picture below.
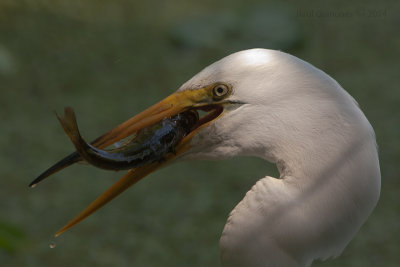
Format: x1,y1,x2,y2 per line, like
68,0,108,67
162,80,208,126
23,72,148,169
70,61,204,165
56,107,198,171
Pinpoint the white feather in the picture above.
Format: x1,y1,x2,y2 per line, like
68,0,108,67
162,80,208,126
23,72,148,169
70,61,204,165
180,49,380,266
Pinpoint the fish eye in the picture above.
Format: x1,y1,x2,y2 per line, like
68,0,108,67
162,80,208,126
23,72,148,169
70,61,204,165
212,84,230,99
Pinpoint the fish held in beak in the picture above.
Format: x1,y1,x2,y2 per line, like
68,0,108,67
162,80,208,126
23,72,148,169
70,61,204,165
29,85,227,188
56,107,199,171
30,85,229,236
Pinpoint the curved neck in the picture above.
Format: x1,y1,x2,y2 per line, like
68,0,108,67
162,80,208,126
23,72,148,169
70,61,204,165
220,110,380,266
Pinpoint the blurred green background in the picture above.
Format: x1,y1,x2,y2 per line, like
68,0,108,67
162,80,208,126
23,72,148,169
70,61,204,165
1,0,399,266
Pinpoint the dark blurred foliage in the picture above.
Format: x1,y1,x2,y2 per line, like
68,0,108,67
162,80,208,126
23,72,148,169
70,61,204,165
0,0,399,266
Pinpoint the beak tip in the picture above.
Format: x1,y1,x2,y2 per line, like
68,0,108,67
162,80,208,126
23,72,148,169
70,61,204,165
54,229,64,237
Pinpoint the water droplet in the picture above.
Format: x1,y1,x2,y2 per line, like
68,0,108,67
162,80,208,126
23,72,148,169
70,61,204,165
49,241,56,248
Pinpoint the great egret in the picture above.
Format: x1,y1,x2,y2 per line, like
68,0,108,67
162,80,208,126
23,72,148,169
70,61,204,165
31,49,380,267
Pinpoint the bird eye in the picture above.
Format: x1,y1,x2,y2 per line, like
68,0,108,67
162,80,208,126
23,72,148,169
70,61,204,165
212,84,230,99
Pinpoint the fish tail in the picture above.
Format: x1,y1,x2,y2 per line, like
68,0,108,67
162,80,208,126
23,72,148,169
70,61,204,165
29,151,81,187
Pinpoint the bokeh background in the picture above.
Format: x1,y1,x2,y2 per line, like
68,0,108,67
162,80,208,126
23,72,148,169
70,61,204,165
1,0,399,266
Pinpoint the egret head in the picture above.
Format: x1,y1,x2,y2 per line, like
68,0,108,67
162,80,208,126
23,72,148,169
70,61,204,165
173,48,360,167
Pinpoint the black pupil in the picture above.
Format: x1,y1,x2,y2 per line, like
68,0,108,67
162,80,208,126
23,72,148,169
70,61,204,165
216,87,224,95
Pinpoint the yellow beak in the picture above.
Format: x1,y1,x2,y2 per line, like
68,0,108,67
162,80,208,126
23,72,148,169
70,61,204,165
53,86,223,237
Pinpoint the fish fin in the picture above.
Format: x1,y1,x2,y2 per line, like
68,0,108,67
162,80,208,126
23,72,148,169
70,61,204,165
56,107,82,145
